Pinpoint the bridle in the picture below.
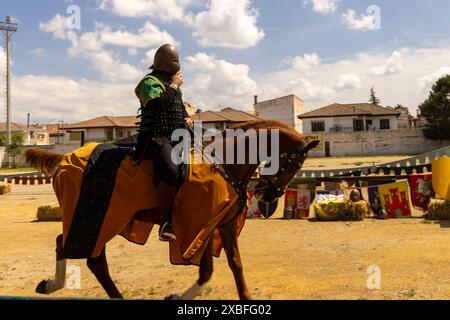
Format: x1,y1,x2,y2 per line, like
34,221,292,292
255,140,308,201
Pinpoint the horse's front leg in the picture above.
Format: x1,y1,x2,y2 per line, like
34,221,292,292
167,237,214,300
36,234,66,294
218,218,252,300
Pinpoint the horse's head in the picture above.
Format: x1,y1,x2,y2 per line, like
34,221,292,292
254,138,319,204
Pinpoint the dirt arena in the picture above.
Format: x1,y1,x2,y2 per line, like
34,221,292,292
1,177,449,300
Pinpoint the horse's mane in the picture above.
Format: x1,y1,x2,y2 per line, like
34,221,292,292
227,119,305,144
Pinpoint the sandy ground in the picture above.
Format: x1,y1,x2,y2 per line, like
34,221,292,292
1,182,450,300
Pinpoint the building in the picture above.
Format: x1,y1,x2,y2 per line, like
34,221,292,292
299,103,401,134
254,94,304,133
388,105,414,129
0,122,64,145
62,115,139,145
191,107,259,132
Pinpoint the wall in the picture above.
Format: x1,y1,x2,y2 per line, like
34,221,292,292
0,144,83,168
255,95,304,133
308,128,450,157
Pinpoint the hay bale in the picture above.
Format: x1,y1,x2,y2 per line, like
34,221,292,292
37,204,62,222
0,182,11,195
315,200,370,221
342,200,370,221
424,199,450,220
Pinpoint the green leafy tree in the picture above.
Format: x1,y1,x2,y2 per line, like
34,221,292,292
418,75,450,140
0,134,5,147
5,133,24,168
369,87,381,106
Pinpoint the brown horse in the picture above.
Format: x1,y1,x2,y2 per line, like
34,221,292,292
26,120,318,300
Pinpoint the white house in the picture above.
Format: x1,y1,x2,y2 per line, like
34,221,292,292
62,116,139,145
299,103,400,134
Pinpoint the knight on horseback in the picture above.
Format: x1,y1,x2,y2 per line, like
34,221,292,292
134,44,193,242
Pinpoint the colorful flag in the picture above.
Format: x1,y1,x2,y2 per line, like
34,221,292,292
409,173,434,211
247,191,262,218
284,189,312,218
378,180,412,218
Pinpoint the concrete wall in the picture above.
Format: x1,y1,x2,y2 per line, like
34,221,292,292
0,144,82,168
303,115,398,133
255,95,304,133
308,128,450,157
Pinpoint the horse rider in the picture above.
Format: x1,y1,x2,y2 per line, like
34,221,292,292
134,44,193,242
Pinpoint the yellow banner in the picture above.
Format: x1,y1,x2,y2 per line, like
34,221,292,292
432,157,450,200
304,134,323,151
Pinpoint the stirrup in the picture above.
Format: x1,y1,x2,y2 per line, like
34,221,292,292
159,222,176,242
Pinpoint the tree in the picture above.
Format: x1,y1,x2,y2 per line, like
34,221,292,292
418,75,450,140
369,87,381,106
5,134,24,168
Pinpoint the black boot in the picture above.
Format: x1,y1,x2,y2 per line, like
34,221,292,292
157,182,177,242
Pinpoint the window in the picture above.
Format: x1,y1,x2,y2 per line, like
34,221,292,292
106,129,114,141
380,119,390,130
70,132,81,141
118,131,124,138
353,119,365,132
311,121,325,132
127,131,131,137
365,119,373,129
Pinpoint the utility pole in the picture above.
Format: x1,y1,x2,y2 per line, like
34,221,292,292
0,16,18,145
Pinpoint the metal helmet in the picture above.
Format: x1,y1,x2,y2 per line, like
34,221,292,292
350,189,362,202
150,44,180,74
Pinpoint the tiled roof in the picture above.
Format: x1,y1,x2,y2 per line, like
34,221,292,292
191,107,259,123
63,116,139,129
298,103,401,118
0,122,27,133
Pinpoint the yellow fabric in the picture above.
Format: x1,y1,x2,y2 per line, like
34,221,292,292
432,157,450,201
54,143,241,265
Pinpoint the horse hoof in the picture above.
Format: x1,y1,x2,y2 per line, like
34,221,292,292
165,293,181,300
36,280,48,294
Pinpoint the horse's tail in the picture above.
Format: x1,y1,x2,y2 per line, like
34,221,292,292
25,149,64,176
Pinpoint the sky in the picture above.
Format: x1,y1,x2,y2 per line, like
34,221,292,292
1,0,450,125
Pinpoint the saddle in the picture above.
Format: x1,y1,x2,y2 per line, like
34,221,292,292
114,133,188,188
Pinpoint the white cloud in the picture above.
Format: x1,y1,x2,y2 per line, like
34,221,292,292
98,0,194,23
259,46,450,116
292,53,322,73
369,51,403,76
29,48,48,57
98,22,178,49
11,75,136,123
335,73,361,90
341,9,377,31
39,16,176,82
303,0,339,14
183,52,258,108
417,67,450,89
39,14,70,39
193,0,265,49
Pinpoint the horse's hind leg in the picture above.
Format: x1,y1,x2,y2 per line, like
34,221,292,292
167,237,214,300
87,246,123,299
218,219,252,300
36,234,67,294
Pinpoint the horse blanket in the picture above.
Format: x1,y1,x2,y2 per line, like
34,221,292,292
55,143,245,266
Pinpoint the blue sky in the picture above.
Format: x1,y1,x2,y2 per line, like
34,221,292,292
1,0,450,124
